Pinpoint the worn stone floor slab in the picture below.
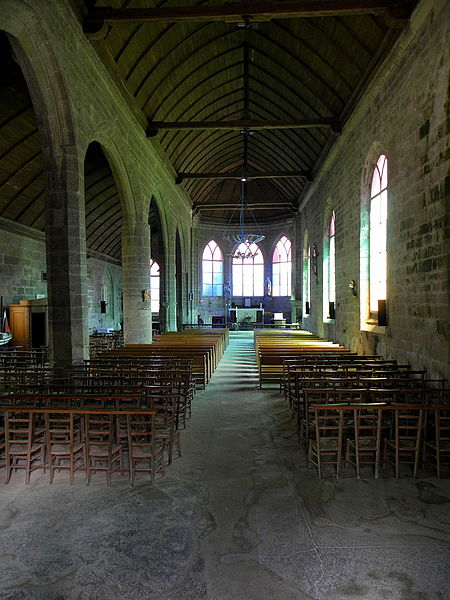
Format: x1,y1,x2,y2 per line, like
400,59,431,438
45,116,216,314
0,332,449,600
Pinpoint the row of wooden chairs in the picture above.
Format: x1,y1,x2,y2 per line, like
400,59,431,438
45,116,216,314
256,329,449,478
0,408,174,485
307,403,450,479
103,329,228,389
0,348,49,368
0,338,218,484
89,332,123,357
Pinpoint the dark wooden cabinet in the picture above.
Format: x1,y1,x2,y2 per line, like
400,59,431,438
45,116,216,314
8,299,48,350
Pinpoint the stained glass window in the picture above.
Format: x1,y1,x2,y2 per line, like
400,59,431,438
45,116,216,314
369,155,388,312
150,260,160,313
202,240,223,296
272,236,292,296
303,239,310,314
232,243,264,296
323,212,336,320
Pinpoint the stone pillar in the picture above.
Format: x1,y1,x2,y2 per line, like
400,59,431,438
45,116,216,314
164,234,177,331
122,220,152,344
45,147,89,367
191,225,200,324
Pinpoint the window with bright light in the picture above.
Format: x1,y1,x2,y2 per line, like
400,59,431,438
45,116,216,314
303,234,310,315
272,236,292,296
323,211,336,320
150,259,160,313
202,240,223,296
232,243,264,296
369,155,387,312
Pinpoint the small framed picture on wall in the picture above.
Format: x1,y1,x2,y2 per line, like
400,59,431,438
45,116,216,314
244,298,251,307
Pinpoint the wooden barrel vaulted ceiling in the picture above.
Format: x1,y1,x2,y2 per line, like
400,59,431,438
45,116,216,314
85,0,418,224
0,2,419,260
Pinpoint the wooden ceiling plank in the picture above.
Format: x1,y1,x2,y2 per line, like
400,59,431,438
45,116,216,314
149,48,243,121
0,128,39,162
0,150,42,191
175,127,241,172
162,83,243,151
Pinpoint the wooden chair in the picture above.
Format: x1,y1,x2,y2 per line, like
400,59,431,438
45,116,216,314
151,396,181,465
423,407,450,478
383,406,425,478
0,412,5,470
308,404,345,478
4,411,45,483
126,413,164,485
44,412,85,484
346,405,385,478
84,412,122,485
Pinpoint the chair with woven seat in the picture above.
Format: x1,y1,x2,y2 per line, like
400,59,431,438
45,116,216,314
44,411,85,484
126,412,164,485
383,406,425,478
84,412,122,485
423,406,450,478
4,410,45,483
151,396,181,465
346,404,385,478
308,404,346,478
0,412,5,471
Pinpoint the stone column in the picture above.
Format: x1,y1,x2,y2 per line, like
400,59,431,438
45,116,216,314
191,225,200,324
164,234,177,331
45,146,89,367
122,220,152,344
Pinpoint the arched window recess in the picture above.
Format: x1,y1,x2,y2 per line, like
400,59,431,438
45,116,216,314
202,240,223,297
272,236,292,297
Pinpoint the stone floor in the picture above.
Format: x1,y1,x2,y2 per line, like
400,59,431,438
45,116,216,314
0,332,449,600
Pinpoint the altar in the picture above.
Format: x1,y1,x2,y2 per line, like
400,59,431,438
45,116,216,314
234,307,264,323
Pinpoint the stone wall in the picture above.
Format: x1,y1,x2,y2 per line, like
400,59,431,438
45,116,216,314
298,0,449,379
86,255,122,334
0,221,122,335
0,223,47,307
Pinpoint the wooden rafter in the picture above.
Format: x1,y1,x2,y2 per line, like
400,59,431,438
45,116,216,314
176,170,312,183
85,2,414,34
147,118,341,136
193,202,296,212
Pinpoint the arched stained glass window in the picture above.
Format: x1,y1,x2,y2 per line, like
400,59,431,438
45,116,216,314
369,155,388,312
272,236,292,296
323,211,336,320
150,260,160,313
303,234,311,315
202,240,223,296
232,243,264,296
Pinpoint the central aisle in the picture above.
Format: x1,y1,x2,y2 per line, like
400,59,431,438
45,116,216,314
173,330,311,599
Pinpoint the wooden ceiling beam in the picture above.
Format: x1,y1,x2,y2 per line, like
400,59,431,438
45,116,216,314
147,118,341,137
176,170,313,183
85,2,414,34
194,202,295,209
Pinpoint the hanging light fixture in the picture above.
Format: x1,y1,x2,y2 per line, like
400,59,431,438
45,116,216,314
223,26,264,260
223,177,265,259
